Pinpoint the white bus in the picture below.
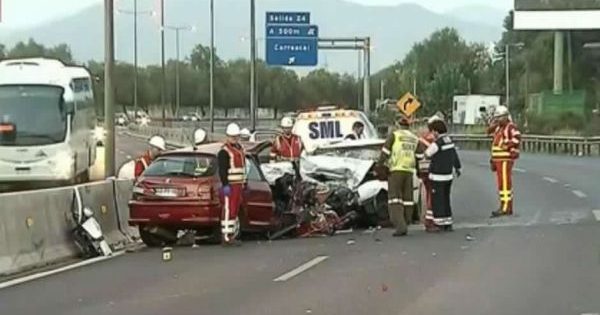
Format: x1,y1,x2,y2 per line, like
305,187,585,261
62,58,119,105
0,58,96,186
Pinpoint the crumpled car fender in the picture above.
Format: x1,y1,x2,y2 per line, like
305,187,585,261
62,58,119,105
356,180,388,204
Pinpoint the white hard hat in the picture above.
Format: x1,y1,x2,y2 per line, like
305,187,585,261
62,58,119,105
427,115,442,124
280,117,294,128
240,128,251,137
193,128,207,145
225,122,241,137
149,135,166,151
494,105,510,118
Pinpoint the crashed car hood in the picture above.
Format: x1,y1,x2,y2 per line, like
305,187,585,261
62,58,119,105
261,155,374,189
316,138,385,150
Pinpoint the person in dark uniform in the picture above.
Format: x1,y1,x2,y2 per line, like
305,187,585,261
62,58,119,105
425,120,462,232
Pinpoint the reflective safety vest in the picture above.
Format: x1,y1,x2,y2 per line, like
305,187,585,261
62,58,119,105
415,131,436,175
270,134,303,162
223,143,246,183
389,129,418,173
491,122,521,161
134,151,152,178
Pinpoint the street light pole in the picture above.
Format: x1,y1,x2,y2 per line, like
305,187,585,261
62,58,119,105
363,37,371,115
160,0,166,126
104,0,116,177
505,44,510,108
133,0,138,116
250,0,256,130
117,4,154,118
209,0,215,133
175,28,181,118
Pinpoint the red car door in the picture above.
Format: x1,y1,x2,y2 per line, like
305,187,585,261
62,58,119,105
243,157,275,229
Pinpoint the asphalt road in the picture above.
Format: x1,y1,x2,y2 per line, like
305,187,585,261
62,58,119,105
2,140,600,315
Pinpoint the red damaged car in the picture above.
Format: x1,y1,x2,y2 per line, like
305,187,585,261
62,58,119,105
128,141,279,247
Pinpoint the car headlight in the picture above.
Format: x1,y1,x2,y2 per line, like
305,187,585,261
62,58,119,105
140,117,149,126
48,151,75,179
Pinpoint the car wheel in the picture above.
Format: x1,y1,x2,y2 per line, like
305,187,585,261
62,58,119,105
139,227,175,247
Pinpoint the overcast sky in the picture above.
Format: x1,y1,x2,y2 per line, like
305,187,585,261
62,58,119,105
0,0,513,29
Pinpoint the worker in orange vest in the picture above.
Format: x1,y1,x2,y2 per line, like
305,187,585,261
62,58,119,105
217,123,246,246
134,135,166,178
270,117,303,163
415,115,441,232
487,105,521,217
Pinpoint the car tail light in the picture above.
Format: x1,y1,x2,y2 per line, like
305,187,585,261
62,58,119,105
197,185,212,200
133,183,153,199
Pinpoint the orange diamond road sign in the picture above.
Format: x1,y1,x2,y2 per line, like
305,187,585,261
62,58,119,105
396,92,421,117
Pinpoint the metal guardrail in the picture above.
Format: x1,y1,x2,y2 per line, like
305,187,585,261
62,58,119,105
130,124,600,157
452,134,600,156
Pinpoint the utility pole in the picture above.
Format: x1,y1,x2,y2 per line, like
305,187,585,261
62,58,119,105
249,0,257,130
133,0,138,116
505,44,510,108
160,0,166,126
554,31,564,94
363,37,371,115
175,28,181,117
357,50,362,108
209,0,215,133
104,0,116,177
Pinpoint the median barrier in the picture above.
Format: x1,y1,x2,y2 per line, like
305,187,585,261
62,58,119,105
75,181,128,250
112,179,139,240
0,187,78,276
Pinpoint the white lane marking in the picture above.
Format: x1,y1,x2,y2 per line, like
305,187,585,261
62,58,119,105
580,313,599,315
0,251,125,290
572,190,587,198
273,256,329,282
526,210,542,226
542,177,559,183
513,167,526,173
592,210,600,221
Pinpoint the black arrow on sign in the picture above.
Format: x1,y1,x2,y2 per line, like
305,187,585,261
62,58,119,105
403,98,414,111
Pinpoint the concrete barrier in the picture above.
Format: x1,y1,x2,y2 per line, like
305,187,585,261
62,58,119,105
75,181,128,250
112,179,138,240
0,187,78,276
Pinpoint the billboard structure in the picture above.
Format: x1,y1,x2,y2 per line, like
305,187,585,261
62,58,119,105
514,0,600,30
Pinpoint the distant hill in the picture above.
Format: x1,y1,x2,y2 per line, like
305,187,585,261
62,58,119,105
446,5,508,28
0,0,502,73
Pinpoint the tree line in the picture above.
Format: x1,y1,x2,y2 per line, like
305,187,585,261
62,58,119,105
3,16,600,135
0,38,360,118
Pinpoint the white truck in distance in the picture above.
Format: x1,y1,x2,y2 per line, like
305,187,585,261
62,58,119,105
0,58,96,185
452,95,500,125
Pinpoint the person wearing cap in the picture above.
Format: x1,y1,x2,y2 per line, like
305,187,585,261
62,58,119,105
487,105,521,217
415,115,440,232
193,128,207,149
378,115,419,237
425,119,462,232
240,128,252,141
134,135,166,178
344,121,365,140
217,122,246,245
270,116,303,163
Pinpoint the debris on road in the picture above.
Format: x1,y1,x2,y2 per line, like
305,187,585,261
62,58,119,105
465,233,475,241
346,239,356,245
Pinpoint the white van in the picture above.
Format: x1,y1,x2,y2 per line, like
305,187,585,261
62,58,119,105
293,106,379,152
0,58,96,184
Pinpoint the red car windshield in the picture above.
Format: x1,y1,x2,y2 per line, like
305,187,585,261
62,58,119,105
143,154,216,178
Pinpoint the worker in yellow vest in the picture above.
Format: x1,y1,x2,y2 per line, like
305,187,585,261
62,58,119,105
378,115,419,237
